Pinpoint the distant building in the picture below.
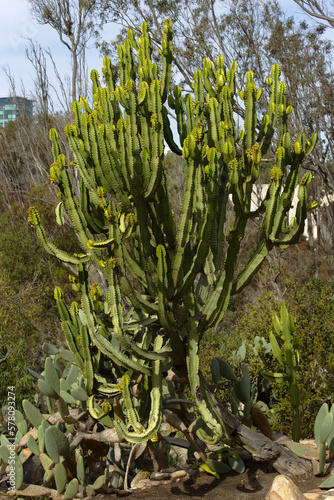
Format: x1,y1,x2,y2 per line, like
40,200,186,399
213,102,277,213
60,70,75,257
0,97,33,127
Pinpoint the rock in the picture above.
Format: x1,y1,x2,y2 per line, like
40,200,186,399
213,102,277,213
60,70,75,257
131,480,147,490
160,467,177,473
185,468,199,479
150,472,170,480
265,475,308,500
130,470,150,488
304,494,326,500
147,480,161,487
171,470,187,479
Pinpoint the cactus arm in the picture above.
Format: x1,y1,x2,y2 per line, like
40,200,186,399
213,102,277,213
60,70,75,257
232,240,272,296
187,317,223,443
61,321,85,371
160,20,173,104
94,381,120,397
96,124,130,206
185,94,196,135
114,337,163,443
195,250,215,305
173,86,188,145
155,180,177,250
119,276,158,315
261,176,283,240
156,245,184,365
64,127,96,192
29,209,90,265
156,245,176,330
243,72,257,153
203,59,216,98
49,128,62,160
121,374,147,433
162,106,182,155
124,81,142,194
201,217,247,328
80,181,107,234
271,174,311,247
146,201,167,249
109,268,166,362
79,325,94,395
87,115,102,185
78,264,151,375
194,69,205,103
212,170,229,271
91,324,152,376
55,159,98,255
54,287,71,322
263,150,298,240
144,81,164,199
122,245,148,289
208,97,220,146
98,125,131,207
258,66,281,156
102,55,115,93
117,117,133,194
173,162,218,301
171,154,197,288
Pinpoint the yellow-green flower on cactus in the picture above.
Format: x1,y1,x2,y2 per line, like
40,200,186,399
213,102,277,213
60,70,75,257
270,167,284,181
101,401,112,414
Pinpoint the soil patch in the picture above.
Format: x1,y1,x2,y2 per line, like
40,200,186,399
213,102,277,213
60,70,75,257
93,463,324,500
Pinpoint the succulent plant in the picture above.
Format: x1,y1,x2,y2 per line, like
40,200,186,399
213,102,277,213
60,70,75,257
314,402,334,474
0,343,151,496
26,19,316,450
262,301,301,441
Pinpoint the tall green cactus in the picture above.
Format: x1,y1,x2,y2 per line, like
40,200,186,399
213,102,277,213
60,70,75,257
29,20,317,444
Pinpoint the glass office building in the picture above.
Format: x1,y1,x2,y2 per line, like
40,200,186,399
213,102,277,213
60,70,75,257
0,97,33,127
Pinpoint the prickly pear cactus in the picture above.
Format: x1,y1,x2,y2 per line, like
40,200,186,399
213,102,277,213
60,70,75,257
0,344,127,497
28,20,317,445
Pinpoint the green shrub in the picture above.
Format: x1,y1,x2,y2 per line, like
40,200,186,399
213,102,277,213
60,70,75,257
200,278,334,438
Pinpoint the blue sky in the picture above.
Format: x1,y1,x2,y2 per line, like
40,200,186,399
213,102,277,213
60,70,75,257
0,0,121,100
0,0,328,101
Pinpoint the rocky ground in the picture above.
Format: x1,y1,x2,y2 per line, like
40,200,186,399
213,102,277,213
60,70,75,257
1,436,333,499
91,465,331,500
0,463,332,499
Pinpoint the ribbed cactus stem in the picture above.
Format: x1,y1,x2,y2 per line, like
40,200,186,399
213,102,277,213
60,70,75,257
31,19,317,446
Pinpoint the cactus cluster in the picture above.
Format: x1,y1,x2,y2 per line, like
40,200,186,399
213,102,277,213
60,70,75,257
28,20,317,446
0,343,149,496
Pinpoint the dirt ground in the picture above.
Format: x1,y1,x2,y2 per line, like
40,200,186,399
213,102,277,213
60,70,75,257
94,463,324,500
